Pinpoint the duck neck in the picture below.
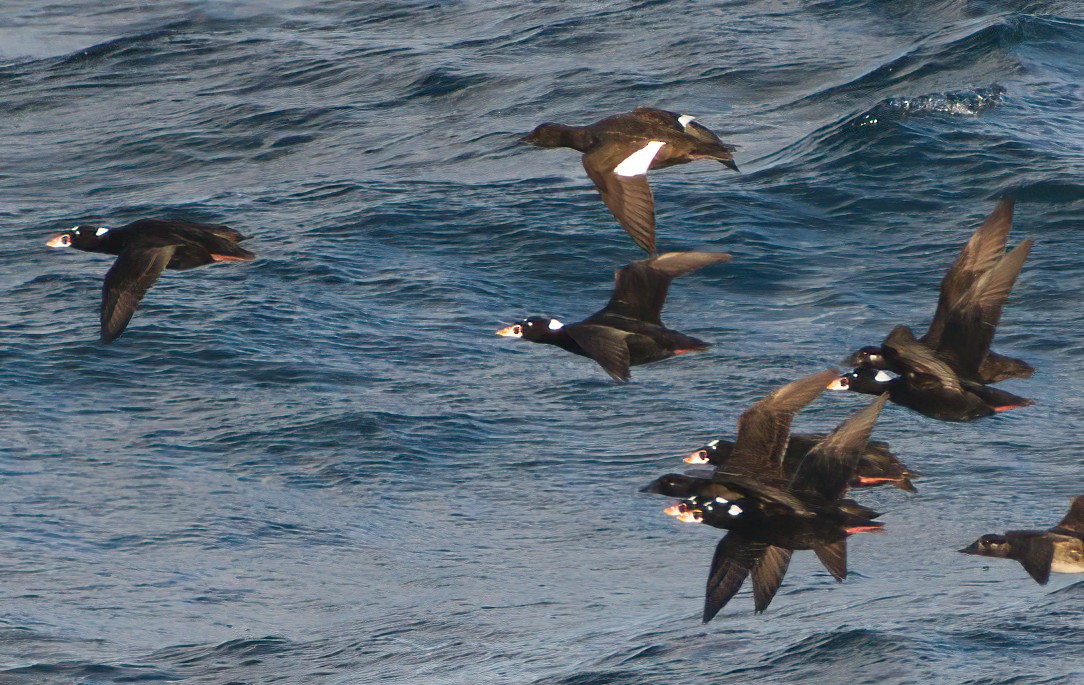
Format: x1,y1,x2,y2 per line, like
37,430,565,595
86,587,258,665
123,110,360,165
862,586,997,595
554,124,593,152
534,329,588,357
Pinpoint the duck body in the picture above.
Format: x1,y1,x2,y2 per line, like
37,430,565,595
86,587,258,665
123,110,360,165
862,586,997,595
64,220,252,268
961,496,1084,584
522,107,738,254
47,219,255,342
687,432,917,492
497,251,729,382
833,328,1032,422
641,371,888,620
840,201,1035,418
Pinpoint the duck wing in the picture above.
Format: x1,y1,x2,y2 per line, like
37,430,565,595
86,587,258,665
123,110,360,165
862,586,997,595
563,324,631,382
936,238,1033,379
703,533,762,622
1007,532,1055,585
924,200,1014,345
882,325,963,394
721,369,840,480
100,246,176,343
812,538,848,581
790,394,888,502
586,251,731,326
1054,496,1084,536
750,545,793,614
582,140,665,255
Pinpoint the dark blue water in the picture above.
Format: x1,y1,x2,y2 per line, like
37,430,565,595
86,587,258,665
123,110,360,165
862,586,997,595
1,1,1082,683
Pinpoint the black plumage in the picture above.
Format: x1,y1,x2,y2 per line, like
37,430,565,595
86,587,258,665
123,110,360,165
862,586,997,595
497,251,730,382
642,371,887,620
47,219,255,342
836,201,1034,420
685,432,917,493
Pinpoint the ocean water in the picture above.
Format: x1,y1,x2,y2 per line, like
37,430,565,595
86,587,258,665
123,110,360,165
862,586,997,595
0,1,1082,683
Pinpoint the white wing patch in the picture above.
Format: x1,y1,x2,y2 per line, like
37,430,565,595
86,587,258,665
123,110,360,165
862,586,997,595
677,114,696,128
614,140,665,177
547,319,564,331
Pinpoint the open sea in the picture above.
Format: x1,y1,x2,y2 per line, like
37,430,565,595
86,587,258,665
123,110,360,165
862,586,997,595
1,1,1082,683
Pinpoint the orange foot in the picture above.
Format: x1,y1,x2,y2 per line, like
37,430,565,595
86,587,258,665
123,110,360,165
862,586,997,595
845,525,884,535
993,404,1027,413
211,253,254,263
854,476,903,486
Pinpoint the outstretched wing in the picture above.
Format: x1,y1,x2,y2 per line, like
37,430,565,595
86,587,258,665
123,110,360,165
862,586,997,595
751,545,792,613
1007,532,1055,585
591,251,731,325
791,394,888,501
722,369,839,479
925,200,1014,345
1054,496,1084,536
936,239,1033,379
563,324,632,382
100,246,175,343
813,538,848,581
703,533,764,622
582,142,663,255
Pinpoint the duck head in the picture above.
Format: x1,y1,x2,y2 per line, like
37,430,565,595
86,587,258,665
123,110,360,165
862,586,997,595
684,438,730,465
496,316,564,342
46,225,110,251
640,473,701,497
827,367,897,396
846,345,888,369
960,534,1011,558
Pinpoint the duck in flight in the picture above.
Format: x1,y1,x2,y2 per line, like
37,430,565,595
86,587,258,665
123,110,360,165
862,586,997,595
47,219,255,342
642,370,887,620
684,431,917,493
831,201,1034,421
521,107,738,255
960,496,1084,584
496,251,730,382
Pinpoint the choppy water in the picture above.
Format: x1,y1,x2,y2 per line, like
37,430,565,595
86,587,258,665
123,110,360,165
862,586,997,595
0,1,1082,683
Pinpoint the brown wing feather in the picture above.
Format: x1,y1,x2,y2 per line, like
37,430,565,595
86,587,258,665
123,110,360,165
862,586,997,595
925,200,1014,344
703,534,764,622
563,324,632,382
100,247,175,343
594,251,731,325
751,545,793,613
583,147,658,255
725,369,840,478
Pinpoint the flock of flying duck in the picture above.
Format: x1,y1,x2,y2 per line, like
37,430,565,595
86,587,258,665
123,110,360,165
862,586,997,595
45,107,1083,621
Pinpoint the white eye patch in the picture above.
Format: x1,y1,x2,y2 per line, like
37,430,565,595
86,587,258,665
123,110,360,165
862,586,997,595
614,141,665,176
714,497,728,504
547,319,563,331
95,226,109,236
873,370,897,382
677,114,696,128
707,439,720,447
727,504,742,516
